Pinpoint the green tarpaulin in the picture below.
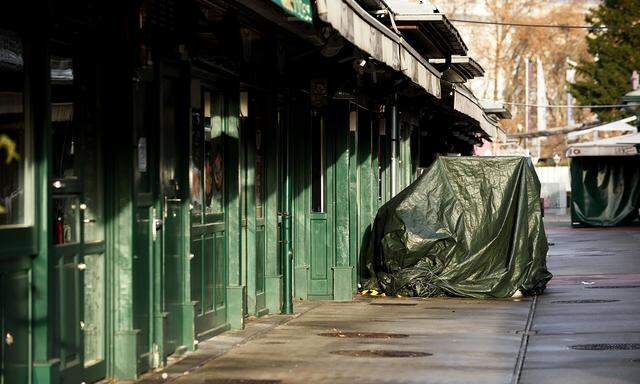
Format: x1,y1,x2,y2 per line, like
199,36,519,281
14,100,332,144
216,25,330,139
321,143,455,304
363,156,552,298
570,156,640,227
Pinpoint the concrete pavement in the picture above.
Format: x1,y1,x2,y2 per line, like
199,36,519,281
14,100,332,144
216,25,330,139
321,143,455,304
138,220,640,384
520,222,640,384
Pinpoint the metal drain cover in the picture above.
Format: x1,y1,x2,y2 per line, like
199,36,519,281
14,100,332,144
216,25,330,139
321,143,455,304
370,302,418,306
318,332,409,339
570,343,640,351
552,299,619,304
331,350,432,358
586,285,640,289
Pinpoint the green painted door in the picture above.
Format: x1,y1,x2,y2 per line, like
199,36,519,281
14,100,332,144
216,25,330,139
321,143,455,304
1,267,30,384
50,48,106,383
308,111,334,299
190,85,228,340
159,73,184,357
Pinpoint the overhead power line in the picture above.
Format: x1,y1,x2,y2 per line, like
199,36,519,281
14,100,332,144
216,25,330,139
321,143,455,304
449,18,605,30
483,100,628,109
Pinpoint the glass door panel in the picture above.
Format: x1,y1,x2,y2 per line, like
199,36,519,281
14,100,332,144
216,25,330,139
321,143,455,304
53,196,79,245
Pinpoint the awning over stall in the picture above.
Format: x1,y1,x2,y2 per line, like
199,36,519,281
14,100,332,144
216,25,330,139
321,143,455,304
481,113,506,143
316,0,441,98
382,0,467,56
453,85,504,141
400,40,441,97
427,55,484,83
566,132,640,157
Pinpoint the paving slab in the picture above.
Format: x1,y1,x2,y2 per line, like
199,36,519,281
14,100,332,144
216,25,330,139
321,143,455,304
134,220,640,384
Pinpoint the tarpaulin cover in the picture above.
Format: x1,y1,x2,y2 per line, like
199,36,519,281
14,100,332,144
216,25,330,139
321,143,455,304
570,156,640,226
363,156,552,298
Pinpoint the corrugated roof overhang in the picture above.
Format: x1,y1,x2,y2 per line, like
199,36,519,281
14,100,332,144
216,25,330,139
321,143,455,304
430,55,484,83
450,55,484,78
453,85,504,142
382,0,467,56
316,0,441,98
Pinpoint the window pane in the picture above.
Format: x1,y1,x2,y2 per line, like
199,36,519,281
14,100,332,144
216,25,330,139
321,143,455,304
311,114,324,213
255,120,263,219
83,122,103,242
50,55,78,180
205,92,224,216
0,29,28,225
53,196,79,245
161,77,179,197
83,77,102,242
135,82,153,193
190,92,205,219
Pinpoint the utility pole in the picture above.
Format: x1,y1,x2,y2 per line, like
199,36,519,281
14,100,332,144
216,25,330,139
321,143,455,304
566,58,577,127
536,57,548,159
524,56,530,152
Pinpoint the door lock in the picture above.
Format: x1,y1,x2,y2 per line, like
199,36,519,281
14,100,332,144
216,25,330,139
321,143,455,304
152,218,164,241
5,332,14,346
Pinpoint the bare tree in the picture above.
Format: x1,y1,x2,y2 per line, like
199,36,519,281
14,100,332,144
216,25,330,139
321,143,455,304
440,0,592,159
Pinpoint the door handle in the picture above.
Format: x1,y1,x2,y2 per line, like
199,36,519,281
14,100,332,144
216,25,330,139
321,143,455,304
5,332,14,346
153,218,164,241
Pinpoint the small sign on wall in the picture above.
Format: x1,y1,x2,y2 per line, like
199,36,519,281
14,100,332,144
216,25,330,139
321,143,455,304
349,111,357,132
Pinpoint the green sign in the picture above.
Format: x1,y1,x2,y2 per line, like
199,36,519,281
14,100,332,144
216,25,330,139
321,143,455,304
271,0,313,23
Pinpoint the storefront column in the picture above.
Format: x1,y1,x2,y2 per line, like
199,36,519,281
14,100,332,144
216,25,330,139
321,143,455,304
333,104,354,300
264,96,283,314
31,31,60,384
225,95,245,330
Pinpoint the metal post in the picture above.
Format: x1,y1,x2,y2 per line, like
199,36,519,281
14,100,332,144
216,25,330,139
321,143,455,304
391,97,398,196
524,57,530,152
282,112,294,314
